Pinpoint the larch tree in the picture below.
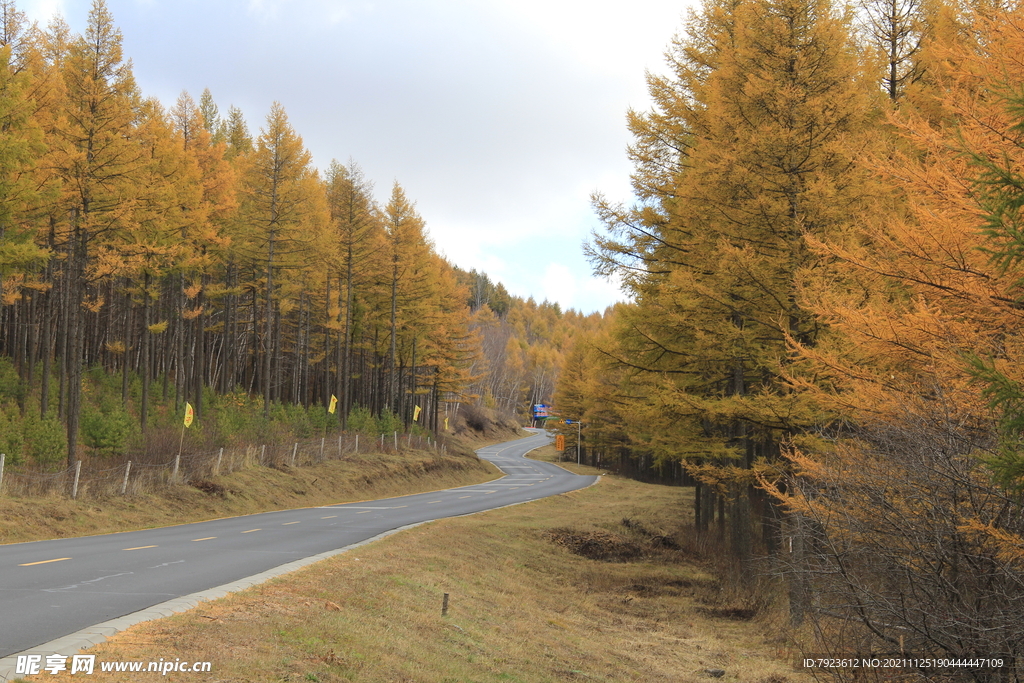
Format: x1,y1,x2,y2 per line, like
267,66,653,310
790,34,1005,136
381,182,434,420
168,91,236,420
0,37,47,299
0,0,492,469
222,104,252,160
589,0,878,565
761,1,1024,654
47,0,143,465
415,255,482,431
0,1,49,418
240,101,325,417
859,0,926,100
324,159,381,426
197,87,221,141
116,96,192,423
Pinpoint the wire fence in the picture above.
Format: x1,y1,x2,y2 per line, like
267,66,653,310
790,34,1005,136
0,431,449,500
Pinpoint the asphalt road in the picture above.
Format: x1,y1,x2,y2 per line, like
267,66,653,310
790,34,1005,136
0,429,595,661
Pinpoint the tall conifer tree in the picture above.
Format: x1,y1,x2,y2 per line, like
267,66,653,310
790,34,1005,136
241,102,325,417
324,160,380,426
49,0,141,464
590,0,877,562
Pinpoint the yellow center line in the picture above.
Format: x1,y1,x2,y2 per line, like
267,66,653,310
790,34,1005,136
458,495,472,499
192,537,216,542
427,500,442,504
123,545,157,551
241,529,260,533
393,505,408,509
19,557,71,566
282,521,300,525
321,515,337,519
357,510,372,514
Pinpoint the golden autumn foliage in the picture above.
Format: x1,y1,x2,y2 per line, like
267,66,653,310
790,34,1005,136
584,0,880,565
568,0,1024,664
0,0,546,465
756,2,1024,656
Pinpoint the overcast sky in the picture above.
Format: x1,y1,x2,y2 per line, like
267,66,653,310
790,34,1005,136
21,0,692,314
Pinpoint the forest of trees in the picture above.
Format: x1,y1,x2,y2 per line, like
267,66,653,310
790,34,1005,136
0,0,602,470
18,0,1024,669
457,268,607,421
556,0,1024,671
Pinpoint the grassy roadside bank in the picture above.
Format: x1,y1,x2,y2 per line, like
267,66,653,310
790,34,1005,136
27,473,809,682
527,442,610,476
0,439,505,545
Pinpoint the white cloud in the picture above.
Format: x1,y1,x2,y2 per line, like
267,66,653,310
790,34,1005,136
20,0,67,23
579,272,626,312
542,262,578,309
33,0,671,315
532,263,626,314
243,0,373,25
492,0,685,83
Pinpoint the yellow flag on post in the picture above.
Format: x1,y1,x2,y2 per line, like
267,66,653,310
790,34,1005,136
413,405,421,422
184,402,194,428
444,417,449,431
329,395,338,414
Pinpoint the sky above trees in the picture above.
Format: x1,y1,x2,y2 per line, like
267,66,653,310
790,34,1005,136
18,0,690,314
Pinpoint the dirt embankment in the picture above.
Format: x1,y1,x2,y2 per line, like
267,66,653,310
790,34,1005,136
0,438,506,545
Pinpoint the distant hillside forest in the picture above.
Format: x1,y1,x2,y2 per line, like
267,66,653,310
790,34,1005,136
0,0,607,467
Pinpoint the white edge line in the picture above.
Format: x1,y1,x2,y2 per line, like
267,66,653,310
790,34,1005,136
0,431,598,683
0,523,425,683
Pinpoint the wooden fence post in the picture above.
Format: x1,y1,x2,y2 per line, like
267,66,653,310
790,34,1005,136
71,460,82,500
215,447,223,476
121,461,132,495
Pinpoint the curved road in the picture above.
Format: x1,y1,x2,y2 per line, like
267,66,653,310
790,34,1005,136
0,430,595,668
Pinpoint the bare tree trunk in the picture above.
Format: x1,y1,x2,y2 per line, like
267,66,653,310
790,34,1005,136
194,273,206,419
65,225,85,468
174,273,184,409
324,274,332,413
26,288,38,412
388,257,398,416
121,279,131,406
141,272,151,431
342,249,355,427
40,280,52,417
57,250,68,423
264,226,275,417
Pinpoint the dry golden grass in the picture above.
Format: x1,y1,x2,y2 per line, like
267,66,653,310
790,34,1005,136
527,443,610,477
26,474,809,683
0,449,498,545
